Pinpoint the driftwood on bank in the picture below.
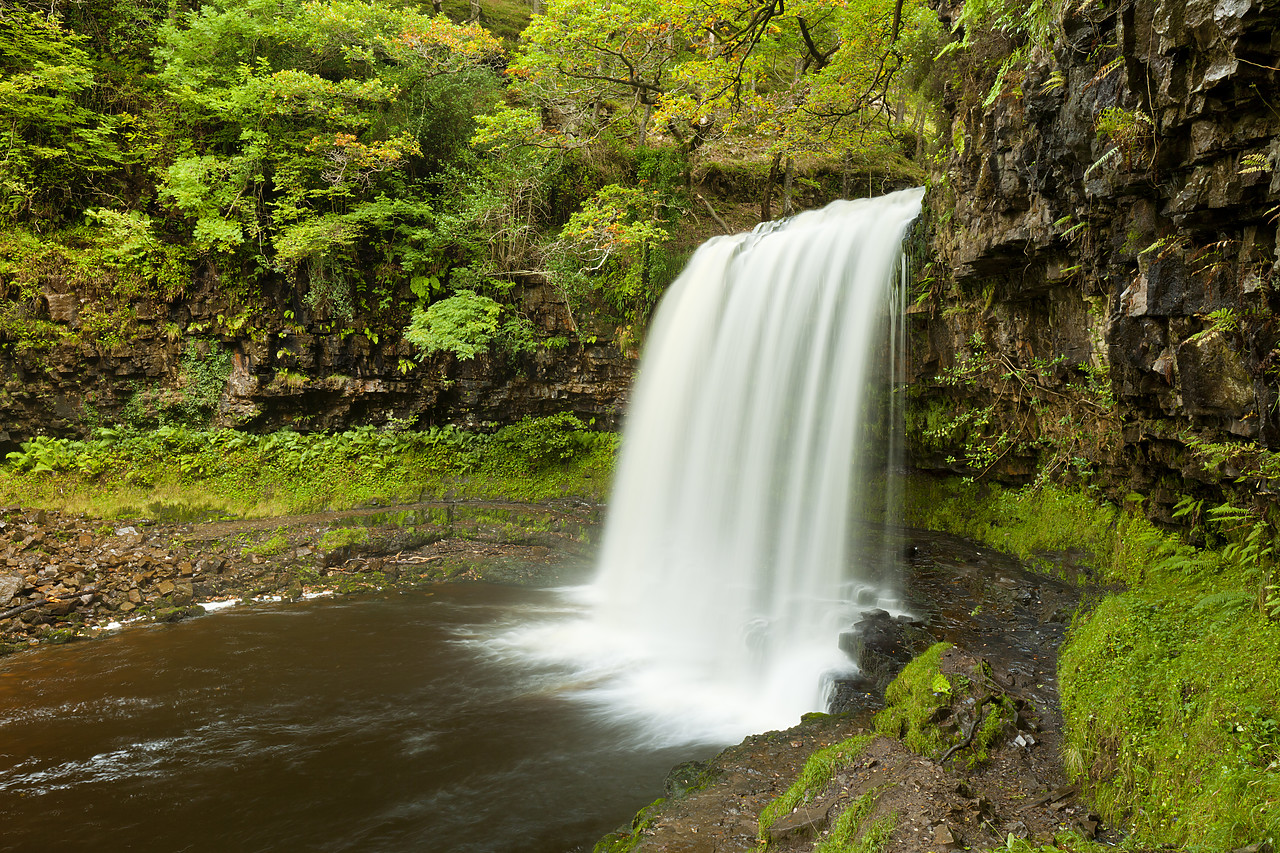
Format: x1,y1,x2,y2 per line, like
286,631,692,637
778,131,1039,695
0,585,99,621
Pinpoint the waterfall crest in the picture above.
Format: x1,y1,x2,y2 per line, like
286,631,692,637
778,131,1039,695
505,189,923,744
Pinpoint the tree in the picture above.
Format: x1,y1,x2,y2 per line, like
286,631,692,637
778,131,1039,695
0,7,123,221
508,0,934,215
511,0,698,145
154,0,504,315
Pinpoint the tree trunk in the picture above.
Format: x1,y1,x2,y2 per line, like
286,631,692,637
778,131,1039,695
781,156,795,217
532,0,542,13
636,101,652,147
761,152,782,222
432,0,442,13
696,193,732,234
470,0,480,23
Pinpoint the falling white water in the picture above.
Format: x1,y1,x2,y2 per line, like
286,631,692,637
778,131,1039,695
497,188,924,746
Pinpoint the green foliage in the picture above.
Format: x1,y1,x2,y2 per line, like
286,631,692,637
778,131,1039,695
0,224,192,353
874,642,953,756
153,0,505,314
318,526,370,550
510,0,938,227
905,477,1122,579
242,526,289,557
0,417,618,517
1091,106,1153,172
404,288,538,361
485,413,615,475
1061,589,1280,849
908,474,1280,848
1189,307,1241,343
0,7,124,222
912,333,1118,483
549,182,676,327
939,0,1057,55
406,289,503,360
757,734,877,838
176,342,232,425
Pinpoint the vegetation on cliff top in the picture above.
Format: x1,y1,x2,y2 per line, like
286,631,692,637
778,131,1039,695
1,0,937,378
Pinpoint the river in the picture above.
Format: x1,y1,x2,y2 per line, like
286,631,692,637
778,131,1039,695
0,584,715,852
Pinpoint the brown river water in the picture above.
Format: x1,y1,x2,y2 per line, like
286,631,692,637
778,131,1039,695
0,584,714,853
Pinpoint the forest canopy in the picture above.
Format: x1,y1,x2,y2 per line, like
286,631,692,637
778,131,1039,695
0,0,938,358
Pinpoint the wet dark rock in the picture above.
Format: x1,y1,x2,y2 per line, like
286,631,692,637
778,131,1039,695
196,557,225,575
154,605,204,623
766,794,841,841
0,278,634,441
664,760,714,798
837,609,934,693
0,575,21,608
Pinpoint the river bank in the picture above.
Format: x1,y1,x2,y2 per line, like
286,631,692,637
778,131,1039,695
0,499,600,654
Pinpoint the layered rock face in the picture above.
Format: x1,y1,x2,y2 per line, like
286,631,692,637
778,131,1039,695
913,0,1280,515
2,274,633,446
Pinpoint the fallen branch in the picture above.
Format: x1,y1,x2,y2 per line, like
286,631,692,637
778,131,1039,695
0,585,99,621
695,193,732,234
939,698,992,764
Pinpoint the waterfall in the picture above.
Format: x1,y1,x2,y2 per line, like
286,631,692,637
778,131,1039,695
502,188,924,745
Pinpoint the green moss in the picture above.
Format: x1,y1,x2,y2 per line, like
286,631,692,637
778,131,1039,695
810,787,895,853
1061,589,1280,850
910,475,1280,847
42,627,77,645
874,642,953,757
903,474,1172,585
968,694,1015,768
318,527,370,551
242,527,290,558
593,798,665,853
757,734,877,838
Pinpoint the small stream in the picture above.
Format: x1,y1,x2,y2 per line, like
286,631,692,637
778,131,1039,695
0,584,715,853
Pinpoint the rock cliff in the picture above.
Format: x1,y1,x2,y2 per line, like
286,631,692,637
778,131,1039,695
911,0,1280,519
2,272,633,448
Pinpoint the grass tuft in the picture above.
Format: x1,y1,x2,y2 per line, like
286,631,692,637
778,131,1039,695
757,734,876,838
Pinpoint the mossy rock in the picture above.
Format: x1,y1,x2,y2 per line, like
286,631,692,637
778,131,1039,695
664,760,716,798
875,643,1020,767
